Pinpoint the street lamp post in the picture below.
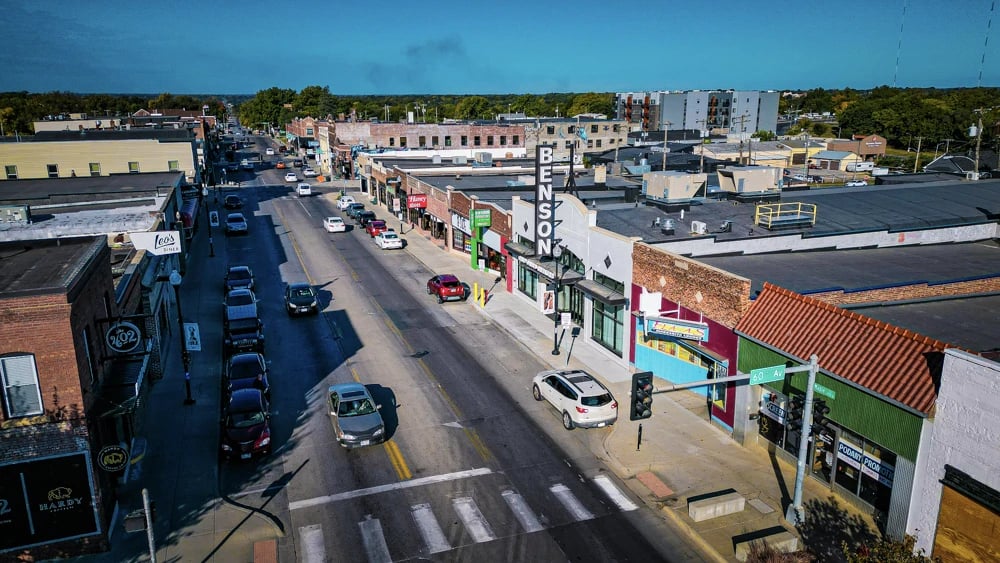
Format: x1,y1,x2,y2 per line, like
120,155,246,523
551,245,565,356
169,269,195,405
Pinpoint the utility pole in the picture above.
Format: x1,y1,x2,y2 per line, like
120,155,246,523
973,109,986,180
786,355,820,525
913,136,923,173
661,121,672,171
734,113,750,164
696,119,707,174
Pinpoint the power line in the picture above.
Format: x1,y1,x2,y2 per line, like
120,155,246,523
979,1,995,87
893,0,908,87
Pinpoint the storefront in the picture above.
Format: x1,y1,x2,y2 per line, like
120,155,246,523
451,212,473,254
480,229,507,275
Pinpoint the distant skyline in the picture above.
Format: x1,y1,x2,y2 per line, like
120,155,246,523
1,0,997,96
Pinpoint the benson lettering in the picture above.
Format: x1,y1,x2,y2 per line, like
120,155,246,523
534,145,555,256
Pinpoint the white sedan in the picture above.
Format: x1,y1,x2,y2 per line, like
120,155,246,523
265,148,275,156
845,180,868,187
302,167,318,178
324,217,346,232
337,196,356,210
374,230,403,249
296,183,312,197
284,172,299,183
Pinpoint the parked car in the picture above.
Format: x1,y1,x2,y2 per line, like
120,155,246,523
224,195,242,209
224,315,265,353
226,352,270,399
790,174,809,182
375,230,403,250
845,180,868,187
296,183,312,197
276,161,286,169
225,212,248,236
531,369,618,430
284,282,318,315
284,172,299,183
265,147,275,156
220,388,271,461
225,288,256,309
427,274,467,303
324,216,346,233
224,265,254,291
327,382,385,449
345,203,366,218
365,219,388,237
302,167,318,178
355,210,376,227
337,196,357,210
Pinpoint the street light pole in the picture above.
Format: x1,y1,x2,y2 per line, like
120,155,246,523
169,269,195,405
551,245,565,356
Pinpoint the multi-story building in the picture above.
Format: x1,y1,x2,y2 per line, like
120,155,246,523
615,90,780,135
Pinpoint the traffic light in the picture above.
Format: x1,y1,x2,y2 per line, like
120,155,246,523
811,399,831,434
786,395,804,427
630,371,654,421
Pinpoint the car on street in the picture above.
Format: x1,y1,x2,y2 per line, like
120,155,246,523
276,161,286,169
224,195,242,209
532,369,618,430
284,282,318,315
790,174,809,182
265,147,275,156
374,230,403,249
296,183,312,197
324,216,346,232
356,210,377,227
302,167,318,178
365,219,388,237
225,212,248,236
224,265,255,291
337,195,357,210
240,159,254,171
225,288,256,308
293,158,303,168
284,172,299,183
226,352,270,399
345,202,366,218
427,274,467,303
845,180,868,187
327,382,385,449
220,388,271,461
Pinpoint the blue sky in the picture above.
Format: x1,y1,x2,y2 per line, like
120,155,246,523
1,0,997,95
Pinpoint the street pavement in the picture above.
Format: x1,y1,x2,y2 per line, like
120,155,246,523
79,174,871,563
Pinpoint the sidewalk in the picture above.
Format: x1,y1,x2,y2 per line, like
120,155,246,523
363,186,873,562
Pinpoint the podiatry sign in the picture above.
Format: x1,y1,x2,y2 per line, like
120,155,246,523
534,145,555,257
644,316,709,341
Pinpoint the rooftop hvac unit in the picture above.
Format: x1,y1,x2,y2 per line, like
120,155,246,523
691,220,707,235
0,205,31,224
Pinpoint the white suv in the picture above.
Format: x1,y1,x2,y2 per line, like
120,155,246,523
532,369,618,430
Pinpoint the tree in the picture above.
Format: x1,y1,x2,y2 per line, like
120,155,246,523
753,130,776,141
295,85,337,118
454,96,490,120
566,92,614,117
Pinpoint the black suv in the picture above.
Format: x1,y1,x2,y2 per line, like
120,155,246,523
224,266,254,292
356,210,376,226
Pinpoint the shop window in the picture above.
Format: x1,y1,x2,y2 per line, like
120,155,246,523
128,161,140,173
306,128,314,136
89,162,101,176
47,164,59,178
1,354,43,417
859,441,895,512
513,135,520,145
518,263,538,299
592,300,624,355
451,229,471,253
500,135,507,146
168,160,180,171
5,165,17,180
707,361,726,408
389,138,396,147
596,139,602,148
590,125,598,133
432,136,439,147
547,126,555,135
834,430,863,494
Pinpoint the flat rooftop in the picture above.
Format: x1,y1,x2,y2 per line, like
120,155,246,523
850,295,1000,356
0,236,104,297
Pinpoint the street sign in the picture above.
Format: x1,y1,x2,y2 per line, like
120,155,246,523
184,323,202,351
749,364,785,385
815,383,837,399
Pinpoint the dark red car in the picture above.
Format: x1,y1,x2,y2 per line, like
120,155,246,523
366,219,388,237
427,274,468,303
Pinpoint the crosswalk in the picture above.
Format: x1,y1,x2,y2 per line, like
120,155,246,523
297,474,638,562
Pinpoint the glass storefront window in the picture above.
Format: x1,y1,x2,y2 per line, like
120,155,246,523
592,300,623,355
452,230,471,253
859,441,895,512
518,263,538,299
834,430,863,494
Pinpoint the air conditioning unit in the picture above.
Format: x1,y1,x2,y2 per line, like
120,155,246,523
691,220,707,235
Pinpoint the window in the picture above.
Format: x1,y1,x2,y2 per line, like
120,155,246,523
474,136,481,146
461,136,468,146
500,135,507,146
389,137,395,147
168,160,180,171
89,162,101,176
432,136,439,147
1,354,43,417
487,135,494,146
592,300,624,355
82,328,96,386
400,136,407,148
513,135,520,145
445,136,452,147
306,127,314,136
568,126,576,135
547,126,555,135
47,164,59,178
591,125,598,133
128,161,140,173
518,262,538,299
596,139,602,148
419,136,426,147
4,165,16,180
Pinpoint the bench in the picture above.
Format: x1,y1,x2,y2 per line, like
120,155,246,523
734,530,799,562
687,490,745,522
253,539,277,563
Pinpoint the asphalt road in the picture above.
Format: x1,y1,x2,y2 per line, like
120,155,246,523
210,137,706,562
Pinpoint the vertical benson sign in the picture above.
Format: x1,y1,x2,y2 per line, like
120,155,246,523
535,145,555,256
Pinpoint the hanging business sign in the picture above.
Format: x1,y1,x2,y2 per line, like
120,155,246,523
534,145,555,256
105,321,142,354
451,213,471,236
407,194,428,208
471,208,491,228
644,316,710,341
97,445,129,472
129,231,181,256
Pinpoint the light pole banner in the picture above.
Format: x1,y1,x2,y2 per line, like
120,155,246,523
184,323,201,351
540,290,555,314
534,145,555,257
130,231,182,255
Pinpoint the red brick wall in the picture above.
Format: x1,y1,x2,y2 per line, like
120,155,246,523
450,191,471,217
806,276,1000,306
631,243,751,329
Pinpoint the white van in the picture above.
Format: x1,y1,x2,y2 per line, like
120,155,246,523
846,161,874,172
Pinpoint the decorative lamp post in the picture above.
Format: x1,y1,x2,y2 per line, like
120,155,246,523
551,245,565,356
169,269,195,405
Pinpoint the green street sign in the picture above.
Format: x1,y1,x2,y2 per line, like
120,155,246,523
814,383,837,399
471,209,491,228
749,365,785,385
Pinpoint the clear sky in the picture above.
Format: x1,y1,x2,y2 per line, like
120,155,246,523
1,0,997,95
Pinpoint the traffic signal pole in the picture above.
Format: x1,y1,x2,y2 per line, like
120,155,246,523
786,354,819,526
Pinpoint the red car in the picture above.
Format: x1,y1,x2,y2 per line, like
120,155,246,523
427,274,468,303
366,219,388,237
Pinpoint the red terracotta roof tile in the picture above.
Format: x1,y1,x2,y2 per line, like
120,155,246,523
736,283,951,414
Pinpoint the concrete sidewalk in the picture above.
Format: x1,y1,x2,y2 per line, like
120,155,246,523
362,184,872,562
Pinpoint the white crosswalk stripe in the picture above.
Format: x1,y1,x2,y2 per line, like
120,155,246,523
411,503,452,554
359,516,392,563
501,489,544,533
550,483,595,521
452,496,497,543
593,474,638,511
298,524,325,563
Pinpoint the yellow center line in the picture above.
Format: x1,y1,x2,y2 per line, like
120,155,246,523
272,205,316,286
383,440,412,480
349,367,361,383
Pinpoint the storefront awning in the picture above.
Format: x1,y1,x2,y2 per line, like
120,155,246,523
98,350,150,418
575,279,627,306
483,230,503,252
518,256,584,285
674,338,730,366
504,241,534,257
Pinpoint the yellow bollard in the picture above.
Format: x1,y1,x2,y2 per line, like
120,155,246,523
473,282,480,303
